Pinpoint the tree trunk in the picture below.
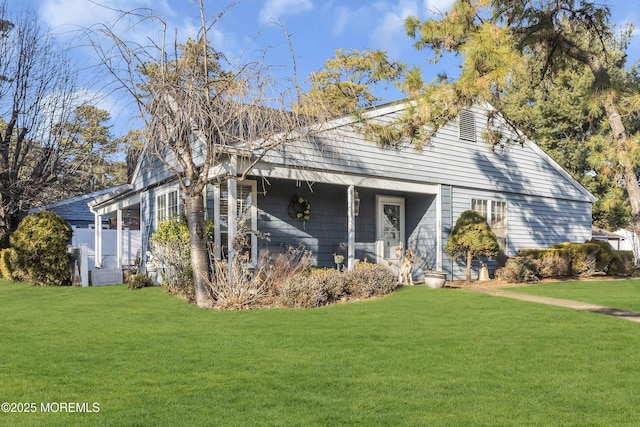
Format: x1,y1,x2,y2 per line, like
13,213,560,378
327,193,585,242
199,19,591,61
604,103,640,230
466,250,473,282
183,194,212,308
556,38,640,231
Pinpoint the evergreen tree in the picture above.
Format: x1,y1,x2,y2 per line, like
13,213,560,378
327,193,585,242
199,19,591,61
446,210,499,282
57,105,127,195
396,1,640,231
294,49,405,118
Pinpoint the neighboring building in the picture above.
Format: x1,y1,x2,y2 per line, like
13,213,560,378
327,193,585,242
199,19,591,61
88,103,595,281
614,228,640,265
30,187,120,228
592,226,625,250
30,186,141,272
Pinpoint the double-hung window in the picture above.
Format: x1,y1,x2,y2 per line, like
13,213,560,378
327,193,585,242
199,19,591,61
156,189,179,226
471,198,507,252
217,180,257,262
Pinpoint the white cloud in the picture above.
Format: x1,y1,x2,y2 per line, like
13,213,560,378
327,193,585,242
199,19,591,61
333,6,350,37
370,0,420,56
424,0,455,15
39,0,118,31
258,0,313,25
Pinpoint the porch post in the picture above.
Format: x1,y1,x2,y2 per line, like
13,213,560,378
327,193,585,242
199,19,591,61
213,185,221,259
227,155,238,275
80,243,89,287
116,209,123,268
347,185,356,270
436,184,443,271
94,213,103,268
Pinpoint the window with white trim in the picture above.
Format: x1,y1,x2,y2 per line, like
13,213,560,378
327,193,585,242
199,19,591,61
156,189,179,225
471,198,507,251
219,181,257,262
459,109,476,142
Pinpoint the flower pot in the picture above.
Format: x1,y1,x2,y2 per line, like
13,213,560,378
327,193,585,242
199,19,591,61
424,271,447,288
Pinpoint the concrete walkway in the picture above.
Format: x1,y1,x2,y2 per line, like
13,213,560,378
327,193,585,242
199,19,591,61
469,288,640,323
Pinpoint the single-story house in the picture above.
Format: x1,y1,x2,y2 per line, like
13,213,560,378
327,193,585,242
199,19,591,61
88,102,596,281
592,226,625,250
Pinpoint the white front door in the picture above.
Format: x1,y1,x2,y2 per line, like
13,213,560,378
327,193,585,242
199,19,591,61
376,196,405,267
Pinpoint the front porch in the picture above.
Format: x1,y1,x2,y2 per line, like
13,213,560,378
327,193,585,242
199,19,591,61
249,173,446,281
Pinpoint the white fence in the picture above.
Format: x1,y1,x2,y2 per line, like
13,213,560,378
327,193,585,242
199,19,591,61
615,229,640,266
71,227,141,271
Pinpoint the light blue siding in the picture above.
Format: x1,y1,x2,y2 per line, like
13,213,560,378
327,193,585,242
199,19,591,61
261,106,591,204
111,103,593,281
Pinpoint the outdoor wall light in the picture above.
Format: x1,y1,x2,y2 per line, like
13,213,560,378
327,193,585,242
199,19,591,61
354,190,360,216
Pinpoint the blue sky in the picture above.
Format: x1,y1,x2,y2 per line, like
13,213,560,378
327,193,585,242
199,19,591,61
17,0,640,136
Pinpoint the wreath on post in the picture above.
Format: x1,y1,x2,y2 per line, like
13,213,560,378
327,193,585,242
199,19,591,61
289,194,311,221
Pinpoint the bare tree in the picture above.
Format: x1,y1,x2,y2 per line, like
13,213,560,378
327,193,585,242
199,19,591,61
0,1,80,235
91,2,320,307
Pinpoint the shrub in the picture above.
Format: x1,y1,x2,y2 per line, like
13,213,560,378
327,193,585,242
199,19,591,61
275,263,398,308
0,248,16,280
538,251,571,278
149,218,194,300
10,211,73,286
347,263,398,298
263,245,315,296
586,239,615,272
519,248,571,278
278,275,328,308
609,250,635,276
495,256,539,283
128,273,154,290
0,233,10,250
551,242,600,276
208,253,269,310
309,268,346,301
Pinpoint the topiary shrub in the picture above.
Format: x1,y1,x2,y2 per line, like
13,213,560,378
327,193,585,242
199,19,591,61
10,211,72,286
446,210,499,281
0,247,16,280
128,273,154,290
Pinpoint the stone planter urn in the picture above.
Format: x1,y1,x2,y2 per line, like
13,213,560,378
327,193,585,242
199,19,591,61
424,271,447,288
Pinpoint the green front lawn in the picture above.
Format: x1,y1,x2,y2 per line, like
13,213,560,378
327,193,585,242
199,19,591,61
507,279,640,312
1,279,640,426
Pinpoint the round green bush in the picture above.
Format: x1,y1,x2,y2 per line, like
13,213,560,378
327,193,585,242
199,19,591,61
10,211,73,286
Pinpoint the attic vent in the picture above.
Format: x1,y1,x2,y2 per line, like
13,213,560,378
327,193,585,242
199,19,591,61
459,109,476,142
